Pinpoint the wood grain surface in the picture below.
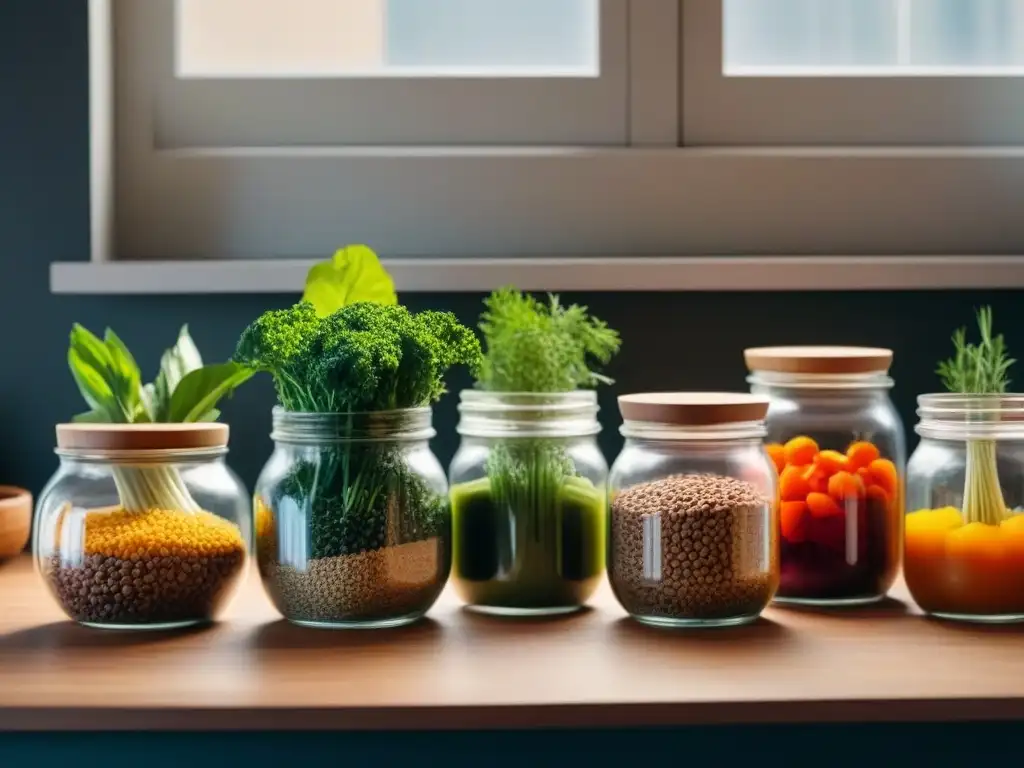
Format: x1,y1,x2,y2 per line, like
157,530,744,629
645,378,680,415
0,555,1022,732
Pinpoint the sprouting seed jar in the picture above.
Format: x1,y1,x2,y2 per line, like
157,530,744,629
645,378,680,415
33,424,250,630
906,395,1024,623
608,393,779,629
746,347,905,607
254,408,451,629
448,391,608,616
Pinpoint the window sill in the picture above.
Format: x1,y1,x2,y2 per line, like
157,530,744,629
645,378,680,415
50,256,1024,294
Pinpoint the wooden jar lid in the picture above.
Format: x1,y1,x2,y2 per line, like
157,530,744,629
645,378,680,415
744,346,893,375
618,393,770,426
56,423,230,452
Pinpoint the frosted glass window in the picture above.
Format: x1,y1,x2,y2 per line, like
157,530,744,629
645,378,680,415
725,0,1024,74
177,0,599,77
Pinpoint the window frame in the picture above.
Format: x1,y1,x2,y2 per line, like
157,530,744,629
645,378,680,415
55,0,1024,295
684,0,1024,146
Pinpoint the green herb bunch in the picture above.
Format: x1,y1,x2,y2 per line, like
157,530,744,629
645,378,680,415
238,246,482,558
476,287,620,392
471,287,621,535
937,307,1016,526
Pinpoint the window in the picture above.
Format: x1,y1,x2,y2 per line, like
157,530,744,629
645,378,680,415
57,0,1024,294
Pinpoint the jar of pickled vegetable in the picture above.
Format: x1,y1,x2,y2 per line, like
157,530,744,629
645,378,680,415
608,393,779,628
255,408,451,629
34,424,250,630
746,347,904,606
448,391,607,616
906,394,1024,622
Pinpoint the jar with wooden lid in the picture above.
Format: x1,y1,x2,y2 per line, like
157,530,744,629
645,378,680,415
608,393,779,628
745,346,905,606
33,424,250,630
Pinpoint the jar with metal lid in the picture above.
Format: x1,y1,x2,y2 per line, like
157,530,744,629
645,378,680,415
254,407,450,629
448,391,608,616
33,424,250,630
608,393,779,628
906,394,1024,623
745,346,904,606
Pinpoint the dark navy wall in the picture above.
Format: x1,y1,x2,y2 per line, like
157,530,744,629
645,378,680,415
2,0,1021,500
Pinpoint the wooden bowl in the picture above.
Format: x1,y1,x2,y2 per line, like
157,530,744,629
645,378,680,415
0,486,31,558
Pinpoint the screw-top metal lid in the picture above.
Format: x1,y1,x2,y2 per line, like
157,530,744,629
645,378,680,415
744,346,893,375
56,423,230,452
618,393,770,426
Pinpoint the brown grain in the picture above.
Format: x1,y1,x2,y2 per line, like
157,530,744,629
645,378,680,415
45,550,245,626
610,473,776,622
263,538,446,624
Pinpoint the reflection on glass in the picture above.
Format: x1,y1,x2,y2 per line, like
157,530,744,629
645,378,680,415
725,0,1024,72
177,0,598,77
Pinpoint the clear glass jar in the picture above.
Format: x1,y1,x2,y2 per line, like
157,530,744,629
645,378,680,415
448,391,608,616
34,424,250,630
906,394,1024,623
609,393,779,628
255,408,450,629
746,347,905,606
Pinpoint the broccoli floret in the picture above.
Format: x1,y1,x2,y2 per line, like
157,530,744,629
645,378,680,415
238,301,481,414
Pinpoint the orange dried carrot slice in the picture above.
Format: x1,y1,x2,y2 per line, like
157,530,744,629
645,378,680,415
784,436,819,467
865,484,889,510
766,443,786,473
780,501,809,543
816,449,850,475
846,441,881,470
867,458,898,497
806,492,843,519
827,470,865,501
779,465,811,502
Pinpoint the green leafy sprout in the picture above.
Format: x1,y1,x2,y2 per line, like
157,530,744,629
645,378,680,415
237,246,482,558
66,324,253,514
937,306,1016,526
475,287,620,393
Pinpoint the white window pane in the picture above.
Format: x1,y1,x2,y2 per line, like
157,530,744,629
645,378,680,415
725,0,1024,74
177,0,599,77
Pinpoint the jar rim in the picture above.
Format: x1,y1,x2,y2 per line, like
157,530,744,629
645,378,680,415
747,370,894,391
916,392,1024,440
271,406,436,443
620,419,768,442
457,390,600,438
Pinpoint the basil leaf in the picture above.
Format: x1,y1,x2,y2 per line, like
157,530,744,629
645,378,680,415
103,329,144,421
167,363,254,423
302,245,398,318
67,347,119,421
161,325,204,396
72,409,114,423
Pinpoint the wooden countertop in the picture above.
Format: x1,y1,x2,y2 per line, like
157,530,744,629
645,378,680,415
0,555,1022,732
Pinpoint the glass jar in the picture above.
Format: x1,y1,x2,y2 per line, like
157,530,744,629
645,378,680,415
448,391,608,616
255,408,450,629
609,393,779,628
746,346,905,606
34,424,250,630
906,394,1024,623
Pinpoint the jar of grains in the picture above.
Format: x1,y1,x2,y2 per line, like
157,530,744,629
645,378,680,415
608,393,779,628
34,424,250,630
745,347,905,606
448,391,608,616
254,408,451,629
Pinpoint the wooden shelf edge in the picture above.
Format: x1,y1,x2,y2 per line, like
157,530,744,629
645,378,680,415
3,699,1023,733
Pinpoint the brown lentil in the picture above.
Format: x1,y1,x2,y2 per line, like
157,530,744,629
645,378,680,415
262,538,446,624
43,506,247,627
610,473,777,622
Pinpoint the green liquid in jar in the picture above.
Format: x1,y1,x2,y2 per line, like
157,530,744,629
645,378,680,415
450,475,606,611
